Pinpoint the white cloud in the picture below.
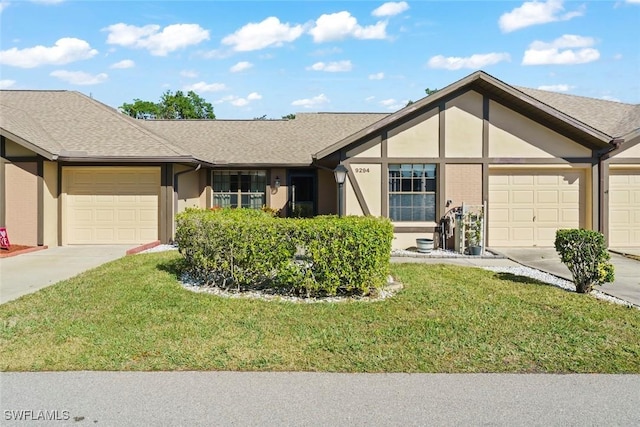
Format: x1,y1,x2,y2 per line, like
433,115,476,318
31,0,65,4
369,72,384,80
626,0,640,3
309,11,387,43
372,1,409,17
218,92,262,107
613,53,623,60
537,84,573,92
180,70,198,78
230,61,253,73
427,52,511,70
365,95,376,102
0,1,9,14
291,93,329,108
379,98,406,110
0,79,16,88
183,81,228,92
110,59,134,69
104,23,209,56
522,34,600,65
0,38,97,68
222,17,304,51
499,0,585,33
50,70,108,85
307,60,352,72
601,95,621,102
199,49,232,59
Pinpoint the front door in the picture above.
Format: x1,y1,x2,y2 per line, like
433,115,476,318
288,171,316,217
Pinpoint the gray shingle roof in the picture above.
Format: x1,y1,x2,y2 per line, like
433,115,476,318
516,87,640,138
2,73,638,166
0,90,191,160
139,112,388,165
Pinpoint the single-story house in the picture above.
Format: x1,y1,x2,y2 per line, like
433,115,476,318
1,71,639,250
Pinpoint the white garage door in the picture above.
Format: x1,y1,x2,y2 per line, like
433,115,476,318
489,169,584,247
65,167,160,244
609,168,640,247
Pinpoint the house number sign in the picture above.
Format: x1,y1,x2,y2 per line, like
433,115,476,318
354,168,370,173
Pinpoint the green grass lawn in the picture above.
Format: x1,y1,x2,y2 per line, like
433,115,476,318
1,251,638,372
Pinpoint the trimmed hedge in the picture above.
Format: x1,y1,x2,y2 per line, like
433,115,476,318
554,228,615,294
174,208,393,297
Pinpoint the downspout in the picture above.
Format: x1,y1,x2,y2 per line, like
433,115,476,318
173,163,202,240
597,138,624,240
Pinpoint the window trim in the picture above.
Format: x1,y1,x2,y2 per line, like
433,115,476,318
388,163,437,222
211,169,267,209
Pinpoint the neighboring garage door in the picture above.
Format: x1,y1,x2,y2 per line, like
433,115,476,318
65,167,160,244
608,168,640,247
489,169,584,247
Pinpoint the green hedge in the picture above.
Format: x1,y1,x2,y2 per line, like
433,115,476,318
174,208,393,297
554,228,615,294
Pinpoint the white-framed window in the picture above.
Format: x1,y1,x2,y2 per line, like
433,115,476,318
388,164,436,221
212,170,266,209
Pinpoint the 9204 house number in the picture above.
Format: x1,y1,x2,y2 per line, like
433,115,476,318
354,167,370,173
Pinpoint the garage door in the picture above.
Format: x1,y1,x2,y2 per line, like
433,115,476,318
489,169,584,247
609,168,640,247
65,167,160,244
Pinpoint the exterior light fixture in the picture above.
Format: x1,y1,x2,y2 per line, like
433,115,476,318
333,164,348,217
274,176,281,189
333,164,348,185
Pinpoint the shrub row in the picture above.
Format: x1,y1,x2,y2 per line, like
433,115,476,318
174,208,393,297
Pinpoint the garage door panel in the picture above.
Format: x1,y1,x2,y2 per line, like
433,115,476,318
512,191,534,203
66,167,160,244
511,208,534,222
489,169,584,247
512,175,534,185
537,190,558,203
536,208,558,222
609,169,640,247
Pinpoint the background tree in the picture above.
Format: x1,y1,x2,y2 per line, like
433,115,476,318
425,87,439,96
120,90,215,119
282,113,296,120
119,99,160,119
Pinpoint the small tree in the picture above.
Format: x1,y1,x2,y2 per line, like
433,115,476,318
554,229,614,293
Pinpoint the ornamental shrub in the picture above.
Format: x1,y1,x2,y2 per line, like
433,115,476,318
174,208,393,297
554,229,615,294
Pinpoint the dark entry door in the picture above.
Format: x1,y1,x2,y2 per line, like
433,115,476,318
288,171,316,217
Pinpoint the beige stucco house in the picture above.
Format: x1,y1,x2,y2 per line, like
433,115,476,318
1,71,639,250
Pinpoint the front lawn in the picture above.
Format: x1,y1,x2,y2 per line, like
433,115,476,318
1,251,638,372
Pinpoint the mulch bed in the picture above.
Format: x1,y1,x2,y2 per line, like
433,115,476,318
0,245,46,258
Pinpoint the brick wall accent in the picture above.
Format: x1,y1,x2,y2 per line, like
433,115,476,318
5,162,38,246
445,164,483,207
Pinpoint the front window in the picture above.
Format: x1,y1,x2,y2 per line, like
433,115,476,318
389,164,436,221
212,170,266,209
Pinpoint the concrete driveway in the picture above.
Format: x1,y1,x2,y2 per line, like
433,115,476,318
492,247,640,307
0,245,133,304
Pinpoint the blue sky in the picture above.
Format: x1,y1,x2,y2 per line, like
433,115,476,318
1,0,639,119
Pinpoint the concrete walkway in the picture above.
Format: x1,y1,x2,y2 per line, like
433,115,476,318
1,372,639,426
0,245,132,304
